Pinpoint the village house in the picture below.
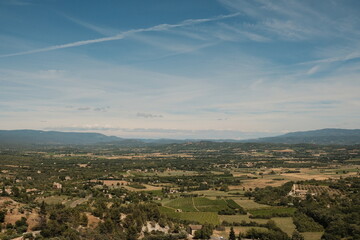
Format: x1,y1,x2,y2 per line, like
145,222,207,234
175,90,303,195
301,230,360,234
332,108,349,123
187,224,202,236
288,184,314,198
53,182,62,189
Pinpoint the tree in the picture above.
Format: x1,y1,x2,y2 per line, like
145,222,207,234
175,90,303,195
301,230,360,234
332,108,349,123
292,230,304,240
194,223,214,239
1,186,8,196
80,214,88,227
0,210,6,223
99,218,114,234
40,201,46,215
229,227,236,240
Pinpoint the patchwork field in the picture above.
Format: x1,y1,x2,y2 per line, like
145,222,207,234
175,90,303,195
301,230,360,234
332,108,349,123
213,226,268,238
191,189,243,197
248,207,296,217
234,199,270,210
36,195,70,205
240,177,290,189
161,196,296,237
219,214,269,224
124,184,162,192
163,211,220,225
302,232,324,240
193,197,229,212
162,197,232,212
271,217,296,236
135,170,198,177
162,197,198,212
232,166,360,189
160,197,245,225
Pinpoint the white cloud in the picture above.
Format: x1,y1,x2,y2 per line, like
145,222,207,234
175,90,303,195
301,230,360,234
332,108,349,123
0,12,240,58
307,65,320,75
136,113,163,118
63,15,119,36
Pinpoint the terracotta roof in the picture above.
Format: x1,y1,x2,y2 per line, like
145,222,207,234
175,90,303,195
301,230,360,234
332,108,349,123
189,224,202,230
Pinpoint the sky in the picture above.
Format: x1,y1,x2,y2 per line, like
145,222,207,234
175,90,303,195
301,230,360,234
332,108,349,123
0,0,360,139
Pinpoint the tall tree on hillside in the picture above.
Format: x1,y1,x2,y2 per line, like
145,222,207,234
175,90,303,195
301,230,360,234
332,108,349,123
229,227,236,240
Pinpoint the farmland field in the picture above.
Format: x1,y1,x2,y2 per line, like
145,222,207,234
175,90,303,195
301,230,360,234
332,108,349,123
36,195,69,205
214,226,268,238
249,207,296,217
164,211,220,225
163,197,197,212
271,217,296,236
234,199,270,210
124,183,162,191
191,189,243,197
193,197,229,212
302,232,324,240
219,214,269,224
163,197,233,212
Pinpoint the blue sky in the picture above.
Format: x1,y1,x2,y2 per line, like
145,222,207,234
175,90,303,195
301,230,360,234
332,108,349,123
0,0,359,139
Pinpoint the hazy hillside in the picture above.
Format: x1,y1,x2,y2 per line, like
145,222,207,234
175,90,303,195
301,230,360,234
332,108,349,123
0,130,122,145
248,128,360,145
1,128,359,146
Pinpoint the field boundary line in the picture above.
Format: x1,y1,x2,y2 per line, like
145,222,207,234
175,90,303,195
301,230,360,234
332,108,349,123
192,197,200,212
163,205,177,211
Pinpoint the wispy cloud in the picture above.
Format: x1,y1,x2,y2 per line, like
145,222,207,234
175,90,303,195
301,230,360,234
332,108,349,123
136,112,163,118
0,12,240,58
218,0,360,41
301,52,360,65
76,106,110,112
307,65,320,75
77,107,91,111
1,0,31,6
218,23,270,42
63,15,118,36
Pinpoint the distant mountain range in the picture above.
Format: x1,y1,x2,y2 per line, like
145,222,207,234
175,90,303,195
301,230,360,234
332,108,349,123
0,128,359,146
0,130,123,145
247,128,360,145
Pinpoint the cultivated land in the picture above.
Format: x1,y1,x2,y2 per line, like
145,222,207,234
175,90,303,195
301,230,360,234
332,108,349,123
0,142,359,239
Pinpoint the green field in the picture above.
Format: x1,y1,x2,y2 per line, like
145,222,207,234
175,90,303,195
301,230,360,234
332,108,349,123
271,217,296,236
159,206,176,213
192,190,243,197
215,226,268,237
161,197,237,225
219,214,269,224
36,195,69,205
163,197,232,212
234,199,270,210
164,212,220,225
193,197,229,212
302,232,324,240
249,207,296,217
135,170,198,177
128,183,146,189
163,197,198,212
225,199,241,209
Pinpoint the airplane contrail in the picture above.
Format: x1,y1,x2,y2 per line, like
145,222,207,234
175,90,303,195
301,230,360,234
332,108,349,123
0,12,240,58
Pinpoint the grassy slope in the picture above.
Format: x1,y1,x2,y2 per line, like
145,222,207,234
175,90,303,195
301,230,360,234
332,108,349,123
302,232,324,240
271,217,296,236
